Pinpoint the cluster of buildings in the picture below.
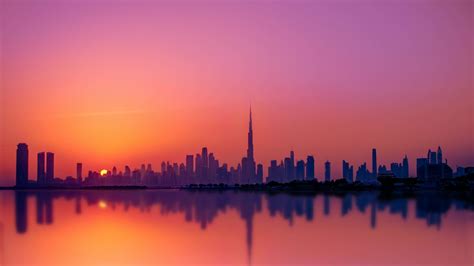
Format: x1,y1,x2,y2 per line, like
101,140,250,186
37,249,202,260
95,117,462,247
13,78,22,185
266,152,315,183
15,109,264,187
416,147,453,181
81,142,264,187
266,148,411,185
14,109,471,188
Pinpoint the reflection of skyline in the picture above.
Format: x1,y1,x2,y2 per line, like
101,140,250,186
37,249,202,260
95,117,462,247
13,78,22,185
12,190,474,262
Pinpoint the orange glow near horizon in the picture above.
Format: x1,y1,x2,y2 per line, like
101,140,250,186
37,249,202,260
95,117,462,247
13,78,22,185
100,170,108,177
98,200,108,209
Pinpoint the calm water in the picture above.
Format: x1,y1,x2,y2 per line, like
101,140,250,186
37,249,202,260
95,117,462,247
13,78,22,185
0,190,473,265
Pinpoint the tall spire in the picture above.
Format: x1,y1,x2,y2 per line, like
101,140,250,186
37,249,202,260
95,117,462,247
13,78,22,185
247,106,254,161
249,105,252,132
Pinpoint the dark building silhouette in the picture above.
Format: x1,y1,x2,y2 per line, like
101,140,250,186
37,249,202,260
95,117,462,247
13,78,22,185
372,148,377,178
16,143,29,187
437,146,443,164
306,156,315,180
402,155,409,177
325,161,331,182
342,160,354,183
416,147,452,181
256,164,263,183
289,151,295,180
296,160,305,180
46,152,54,183
195,154,202,182
76,163,83,183
243,107,256,184
186,155,194,178
202,147,208,182
37,152,45,185
356,162,371,182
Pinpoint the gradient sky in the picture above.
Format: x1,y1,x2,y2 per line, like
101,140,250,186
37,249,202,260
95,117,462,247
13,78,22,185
1,0,473,185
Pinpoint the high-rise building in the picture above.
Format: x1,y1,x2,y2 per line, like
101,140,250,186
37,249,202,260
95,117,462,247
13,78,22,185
267,160,277,183
195,154,202,180
46,152,54,183
202,147,208,169
245,107,256,183
256,164,263,184
16,143,29,186
372,148,377,178
209,153,217,181
325,161,331,182
306,156,315,180
201,147,208,181
356,162,370,182
429,150,437,164
247,107,254,162
290,151,295,180
186,155,194,177
140,164,146,182
76,163,83,183
343,160,353,183
437,146,443,164
124,166,131,177
284,157,292,182
417,147,452,181
416,158,428,179
402,155,409,177
348,165,354,182
296,160,305,180
37,152,45,184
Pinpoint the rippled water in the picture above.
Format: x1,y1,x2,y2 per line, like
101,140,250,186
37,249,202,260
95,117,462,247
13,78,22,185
0,190,473,265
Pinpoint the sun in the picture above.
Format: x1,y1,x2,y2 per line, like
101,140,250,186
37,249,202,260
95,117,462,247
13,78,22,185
98,200,107,209
100,169,108,176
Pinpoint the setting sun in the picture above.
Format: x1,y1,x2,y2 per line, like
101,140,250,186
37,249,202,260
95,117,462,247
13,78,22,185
98,200,107,209
100,169,108,176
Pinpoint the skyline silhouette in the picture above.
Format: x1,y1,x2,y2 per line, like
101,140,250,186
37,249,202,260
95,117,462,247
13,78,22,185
10,108,471,188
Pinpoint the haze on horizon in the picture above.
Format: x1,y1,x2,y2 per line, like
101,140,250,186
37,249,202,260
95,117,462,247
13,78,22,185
0,0,473,185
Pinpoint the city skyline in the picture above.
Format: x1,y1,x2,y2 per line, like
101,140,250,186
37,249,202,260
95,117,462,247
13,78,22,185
1,0,473,185
11,107,467,187
1,1,473,265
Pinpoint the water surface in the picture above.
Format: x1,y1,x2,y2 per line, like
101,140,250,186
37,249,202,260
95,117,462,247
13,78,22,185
0,190,473,265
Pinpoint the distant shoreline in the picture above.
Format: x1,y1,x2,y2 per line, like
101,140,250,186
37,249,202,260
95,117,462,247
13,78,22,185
1,176,473,193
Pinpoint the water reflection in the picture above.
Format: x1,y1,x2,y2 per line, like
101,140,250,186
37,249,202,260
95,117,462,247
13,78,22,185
14,190,474,230
7,190,474,265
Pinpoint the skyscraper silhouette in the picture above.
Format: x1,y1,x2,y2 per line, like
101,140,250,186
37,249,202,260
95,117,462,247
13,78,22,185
76,163,83,183
16,143,29,187
202,147,208,182
186,155,194,178
402,155,409,177
325,161,331,182
306,156,315,180
37,152,45,185
372,148,377,178
437,146,443,164
247,107,254,162
46,152,54,183
343,160,353,183
296,160,305,180
245,107,256,183
290,151,295,180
